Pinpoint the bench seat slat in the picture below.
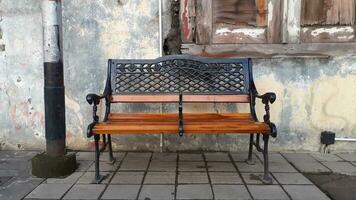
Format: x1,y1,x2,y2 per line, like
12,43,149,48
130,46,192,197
93,113,270,134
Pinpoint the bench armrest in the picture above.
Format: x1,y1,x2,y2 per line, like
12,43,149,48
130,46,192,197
253,91,277,137
86,93,110,138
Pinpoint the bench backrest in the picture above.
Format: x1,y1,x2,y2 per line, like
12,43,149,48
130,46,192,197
105,55,252,103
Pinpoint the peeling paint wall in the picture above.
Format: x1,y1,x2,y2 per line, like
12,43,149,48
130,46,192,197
0,0,356,152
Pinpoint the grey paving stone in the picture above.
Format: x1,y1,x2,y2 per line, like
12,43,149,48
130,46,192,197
178,172,209,184
311,153,344,162
231,152,260,163
76,151,125,162
152,153,177,161
149,160,176,171
272,173,313,185
45,172,83,184
270,162,298,173
209,172,243,184
283,153,316,163
337,153,356,161
125,152,151,161
257,153,289,163
1,177,43,200
204,152,230,161
179,153,204,161
0,169,20,177
179,161,206,171
292,162,331,173
321,161,356,175
138,185,175,200
0,151,37,161
0,159,31,171
25,183,72,199
111,172,144,184
248,185,289,200
0,177,12,186
144,172,175,184
77,171,113,184
176,184,213,200
213,185,251,200
241,173,277,185
283,185,330,200
119,160,149,171
75,160,93,172
207,162,236,172
63,184,106,200
88,161,119,172
236,162,264,172
101,185,140,200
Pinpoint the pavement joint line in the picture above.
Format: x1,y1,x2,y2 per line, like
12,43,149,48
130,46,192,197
96,151,128,200
21,175,47,200
135,152,153,200
174,153,179,200
202,152,215,200
270,153,293,200
228,151,254,200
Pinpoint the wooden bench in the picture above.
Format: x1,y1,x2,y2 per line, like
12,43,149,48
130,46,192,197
86,55,277,184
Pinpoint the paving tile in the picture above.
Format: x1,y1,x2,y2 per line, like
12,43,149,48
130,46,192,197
176,184,213,200
213,185,251,200
292,161,331,173
236,162,264,173
178,172,209,184
0,151,37,161
257,153,289,163
75,160,93,172
0,169,20,177
45,172,83,184
0,159,31,171
1,177,43,200
119,160,149,171
311,153,344,162
283,185,330,200
179,153,204,161
111,172,144,184
270,162,298,173
77,171,113,184
76,151,125,162
88,161,119,172
207,162,236,172
283,153,316,163
321,161,356,175
231,152,260,163
241,173,277,185
272,173,312,185
179,161,206,171
337,153,356,162
144,172,175,184
101,185,140,200
204,152,230,161
63,184,106,200
152,153,177,161
25,183,72,199
125,152,151,161
248,185,289,200
138,185,175,200
149,160,176,171
209,172,243,184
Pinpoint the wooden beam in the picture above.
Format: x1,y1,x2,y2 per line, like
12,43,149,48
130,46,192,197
285,0,301,43
339,0,355,25
196,0,212,44
301,26,356,43
267,0,282,43
180,0,196,43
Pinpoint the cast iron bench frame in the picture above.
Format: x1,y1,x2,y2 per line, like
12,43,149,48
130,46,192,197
86,55,277,184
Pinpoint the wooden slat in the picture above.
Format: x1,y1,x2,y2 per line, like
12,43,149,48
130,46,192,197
301,0,326,26
111,95,250,103
285,0,301,43
213,23,267,44
256,0,267,26
339,0,355,25
196,0,213,44
267,0,282,43
326,0,340,25
301,26,356,43
180,0,196,43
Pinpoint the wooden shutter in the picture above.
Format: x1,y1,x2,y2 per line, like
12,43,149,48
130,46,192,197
301,0,356,43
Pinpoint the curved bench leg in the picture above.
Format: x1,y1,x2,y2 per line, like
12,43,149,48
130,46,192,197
107,134,116,163
260,134,273,184
246,133,255,165
93,134,104,184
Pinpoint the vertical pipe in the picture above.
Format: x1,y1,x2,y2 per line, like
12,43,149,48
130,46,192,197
42,0,65,156
159,0,164,152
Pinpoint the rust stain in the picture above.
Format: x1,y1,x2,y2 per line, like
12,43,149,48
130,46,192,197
182,0,191,41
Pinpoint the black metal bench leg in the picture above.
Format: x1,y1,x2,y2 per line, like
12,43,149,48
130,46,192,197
93,134,104,184
107,134,116,163
246,133,255,165
261,134,273,184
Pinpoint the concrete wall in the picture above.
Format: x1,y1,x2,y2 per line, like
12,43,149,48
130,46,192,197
0,0,355,152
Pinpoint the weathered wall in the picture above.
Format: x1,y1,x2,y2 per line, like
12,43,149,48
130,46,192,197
0,0,355,152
